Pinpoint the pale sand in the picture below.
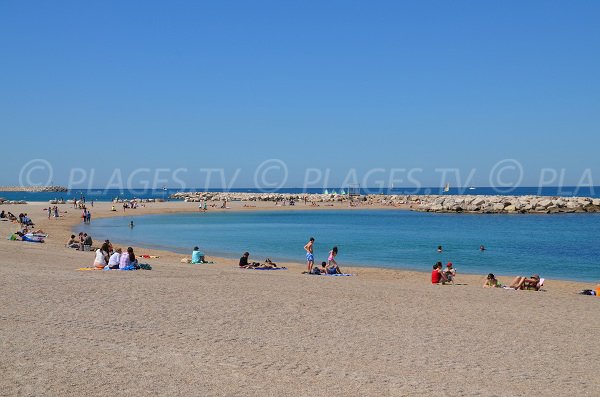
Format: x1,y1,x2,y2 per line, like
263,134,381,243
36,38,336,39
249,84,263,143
1,201,599,396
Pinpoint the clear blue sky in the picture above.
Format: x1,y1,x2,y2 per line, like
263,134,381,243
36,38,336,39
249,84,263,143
1,1,599,189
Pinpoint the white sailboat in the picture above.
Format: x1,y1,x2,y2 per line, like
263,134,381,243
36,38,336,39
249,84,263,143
443,183,450,193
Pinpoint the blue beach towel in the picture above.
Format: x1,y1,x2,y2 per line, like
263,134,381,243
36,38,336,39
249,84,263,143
323,273,353,276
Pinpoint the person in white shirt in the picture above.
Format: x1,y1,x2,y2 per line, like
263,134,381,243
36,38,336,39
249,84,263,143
108,248,122,269
93,243,110,269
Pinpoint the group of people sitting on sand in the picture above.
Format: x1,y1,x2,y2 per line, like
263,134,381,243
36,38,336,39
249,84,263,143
91,240,141,270
431,262,456,284
66,232,93,250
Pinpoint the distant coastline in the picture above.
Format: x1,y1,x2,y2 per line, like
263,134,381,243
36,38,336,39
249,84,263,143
0,185,68,192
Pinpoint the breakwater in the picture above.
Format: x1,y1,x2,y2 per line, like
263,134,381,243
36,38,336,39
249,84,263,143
0,186,68,192
170,192,600,214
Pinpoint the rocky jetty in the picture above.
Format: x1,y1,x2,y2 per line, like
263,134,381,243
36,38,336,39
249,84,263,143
0,186,68,192
170,192,600,214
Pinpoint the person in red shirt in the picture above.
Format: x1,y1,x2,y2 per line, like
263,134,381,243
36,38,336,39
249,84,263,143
431,262,448,284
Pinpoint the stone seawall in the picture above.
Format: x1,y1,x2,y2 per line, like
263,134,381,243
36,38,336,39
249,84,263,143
0,186,68,192
170,192,600,214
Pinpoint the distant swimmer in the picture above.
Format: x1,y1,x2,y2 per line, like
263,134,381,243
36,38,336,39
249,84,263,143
480,245,486,251
437,245,443,253
129,221,134,228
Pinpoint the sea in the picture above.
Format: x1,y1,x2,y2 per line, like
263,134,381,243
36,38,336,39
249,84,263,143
78,209,600,283
1,186,599,202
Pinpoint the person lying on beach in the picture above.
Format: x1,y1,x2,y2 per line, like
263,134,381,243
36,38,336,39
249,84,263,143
263,258,278,268
483,273,502,288
191,246,206,264
508,275,542,290
108,248,122,269
93,243,110,269
239,252,260,268
431,262,449,284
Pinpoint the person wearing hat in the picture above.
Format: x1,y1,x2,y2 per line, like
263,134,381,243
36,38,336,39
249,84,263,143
443,262,456,283
191,246,206,264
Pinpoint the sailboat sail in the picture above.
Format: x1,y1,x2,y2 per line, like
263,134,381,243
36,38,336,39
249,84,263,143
444,183,450,193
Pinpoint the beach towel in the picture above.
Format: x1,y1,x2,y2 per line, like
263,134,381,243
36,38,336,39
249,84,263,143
191,261,215,264
242,266,287,270
77,267,103,271
323,273,353,277
139,255,160,259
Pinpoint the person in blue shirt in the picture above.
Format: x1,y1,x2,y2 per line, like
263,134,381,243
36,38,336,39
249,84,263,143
191,246,205,264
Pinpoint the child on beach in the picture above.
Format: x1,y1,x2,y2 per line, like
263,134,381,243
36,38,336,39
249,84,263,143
327,247,341,274
443,262,456,283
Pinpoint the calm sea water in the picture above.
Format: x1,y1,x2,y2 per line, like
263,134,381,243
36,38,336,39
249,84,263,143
1,186,599,202
78,210,600,283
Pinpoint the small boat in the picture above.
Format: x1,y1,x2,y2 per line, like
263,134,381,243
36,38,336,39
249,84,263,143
340,189,346,195
443,183,450,193
468,187,476,190
324,189,329,195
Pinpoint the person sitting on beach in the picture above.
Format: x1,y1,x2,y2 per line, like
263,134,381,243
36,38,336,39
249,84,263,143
66,234,80,249
239,252,259,268
431,262,448,284
7,212,17,221
0,210,5,219
191,246,206,264
443,262,456,283
108,248,122,269
508,274,542,290
111,205,116,211
483,273,502,288
83,233,93,248
327,246,341,274
119,247,139,270
311,261,327,275
93,243,110,269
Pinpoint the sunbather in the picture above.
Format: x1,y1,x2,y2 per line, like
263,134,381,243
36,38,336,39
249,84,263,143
483,273,502,288
327,246,341,274
508,274,542,290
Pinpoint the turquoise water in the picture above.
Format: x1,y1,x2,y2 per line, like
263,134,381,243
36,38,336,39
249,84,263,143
78,210,600,282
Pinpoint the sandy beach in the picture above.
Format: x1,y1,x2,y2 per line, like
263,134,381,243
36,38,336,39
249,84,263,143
1,201,599,396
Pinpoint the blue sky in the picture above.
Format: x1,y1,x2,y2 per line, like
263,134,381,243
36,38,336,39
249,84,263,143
1,1,599,189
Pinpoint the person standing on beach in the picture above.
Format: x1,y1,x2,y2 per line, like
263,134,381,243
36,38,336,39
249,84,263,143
304,237,315,272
